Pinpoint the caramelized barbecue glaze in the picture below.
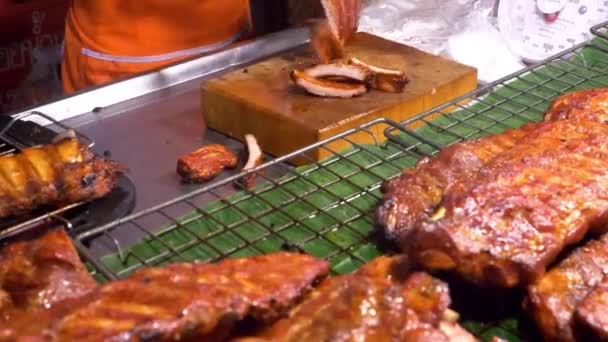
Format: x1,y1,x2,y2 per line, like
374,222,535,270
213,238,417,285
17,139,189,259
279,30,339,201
0,229,97,339
243,256,476,342
544,87,608,123
52,254,328,341
176,144,238,183
0,238,329,342
410,119,608,287
0,138,122,219
376,125,535,242
525,234,608,341
574,276,608,341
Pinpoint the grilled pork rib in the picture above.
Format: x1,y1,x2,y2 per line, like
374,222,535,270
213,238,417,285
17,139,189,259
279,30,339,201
525,234,608,341
544,87,608,124
376,125,535,242
0,138,122,219
176,144,238,183
2,252,328,341
0,228,97,338
377,88,608,246
409,119,608,287
240,255,476,342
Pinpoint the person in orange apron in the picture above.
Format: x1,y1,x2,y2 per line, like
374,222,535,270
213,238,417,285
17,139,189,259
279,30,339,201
61,0,251,93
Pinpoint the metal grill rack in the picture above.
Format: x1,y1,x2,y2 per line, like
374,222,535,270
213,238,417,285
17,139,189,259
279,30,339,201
69,26,608,339
0,111,95,240
591,21,608,41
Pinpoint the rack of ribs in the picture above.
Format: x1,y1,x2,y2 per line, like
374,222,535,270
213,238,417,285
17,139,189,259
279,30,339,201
0,228,97,337
377,88,608,246
544,87,608,124
2,251,329,341
408,119,608,287
525,234,608,341
376,124,536,242
0,138,123,220
237,255,477,342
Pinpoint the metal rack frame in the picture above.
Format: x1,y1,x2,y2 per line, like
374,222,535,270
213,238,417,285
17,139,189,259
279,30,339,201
0,111,95,240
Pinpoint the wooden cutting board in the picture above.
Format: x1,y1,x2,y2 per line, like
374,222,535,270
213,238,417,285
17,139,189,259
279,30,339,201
202,33,477,165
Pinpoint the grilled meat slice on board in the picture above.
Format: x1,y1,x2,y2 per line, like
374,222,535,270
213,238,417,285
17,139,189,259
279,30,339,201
409,119,608,288
236,255,477,342
525,234,608,342
0,138,122,220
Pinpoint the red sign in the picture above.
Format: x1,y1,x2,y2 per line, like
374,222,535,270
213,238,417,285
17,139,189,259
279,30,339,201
0,0,69,113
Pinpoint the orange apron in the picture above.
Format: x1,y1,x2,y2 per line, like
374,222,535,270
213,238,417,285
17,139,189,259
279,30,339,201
61,0,250,93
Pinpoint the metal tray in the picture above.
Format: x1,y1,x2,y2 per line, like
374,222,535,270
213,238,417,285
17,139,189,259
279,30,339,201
74,25,608,341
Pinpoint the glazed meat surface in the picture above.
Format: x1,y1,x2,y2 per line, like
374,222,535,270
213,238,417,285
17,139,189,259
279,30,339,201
312,0,362,62
240,255,476,342
4,253,328,341
377,88,608,245
0,228,96,311
544,88,608,124
0,228,97,338
0,138,122,220
409,119,608,288
376,125,535,242
525,234,608,341
574,276,608,341
176,144,238,183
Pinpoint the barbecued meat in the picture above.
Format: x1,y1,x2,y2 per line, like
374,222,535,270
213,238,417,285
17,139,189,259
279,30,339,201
0,228,97,338
176,144,238,183
349,57,409,93
525,234,608,341
4,253,328,341
239,255,476,342
409,119,608,288
574,276,608,341
311,20,344,63
312,0,362,63
320,0,361,47
0,228,96,311
544,88,608,124
0,138,122,220
291,69,368,98
376,124,535,242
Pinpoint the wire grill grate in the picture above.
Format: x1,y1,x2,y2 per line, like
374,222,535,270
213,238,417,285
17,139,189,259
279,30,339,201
77,39,608,280
74,30,608,341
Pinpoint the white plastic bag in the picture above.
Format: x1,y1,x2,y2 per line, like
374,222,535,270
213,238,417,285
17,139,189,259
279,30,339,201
358,0,525,83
